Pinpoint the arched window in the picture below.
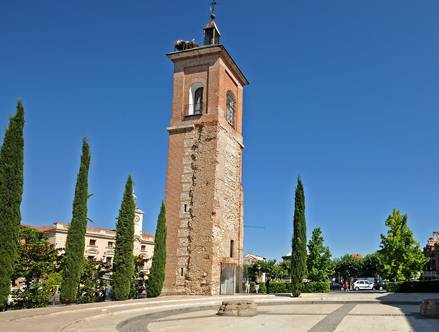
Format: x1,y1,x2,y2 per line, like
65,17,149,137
226,91,235,127
188,83,203,116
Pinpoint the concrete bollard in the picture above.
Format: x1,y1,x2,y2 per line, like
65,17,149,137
217,300,257,317
420,299,439,318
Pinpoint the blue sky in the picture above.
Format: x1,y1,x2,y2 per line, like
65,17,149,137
1,1,438,260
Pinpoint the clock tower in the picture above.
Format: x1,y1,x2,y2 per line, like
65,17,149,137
163,13,248,295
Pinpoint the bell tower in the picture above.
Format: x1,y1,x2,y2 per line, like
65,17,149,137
163,12,248,295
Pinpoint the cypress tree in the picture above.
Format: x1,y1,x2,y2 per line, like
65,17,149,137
0,102,24,309
146,202,167,298
60,139,91,304
112,176,136,300
291,177,307,296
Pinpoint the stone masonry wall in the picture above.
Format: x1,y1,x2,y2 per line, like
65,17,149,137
211,124,244,295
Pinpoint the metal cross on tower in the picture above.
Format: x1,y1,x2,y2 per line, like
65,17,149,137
210,0,217,18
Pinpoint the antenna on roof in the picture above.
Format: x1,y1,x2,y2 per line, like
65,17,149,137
209,0,217,19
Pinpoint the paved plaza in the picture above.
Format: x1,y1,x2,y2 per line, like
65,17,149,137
0,293,438,331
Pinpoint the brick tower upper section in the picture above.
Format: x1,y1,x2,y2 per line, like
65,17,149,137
163,20,248,295
167,44,248,135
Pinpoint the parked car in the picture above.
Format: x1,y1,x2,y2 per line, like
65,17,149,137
352,279,374,291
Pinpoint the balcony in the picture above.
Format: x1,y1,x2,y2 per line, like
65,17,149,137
86,246,98,255
185,103,204,117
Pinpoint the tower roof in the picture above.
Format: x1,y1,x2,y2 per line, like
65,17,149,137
204,17,221,36
167,44,249,86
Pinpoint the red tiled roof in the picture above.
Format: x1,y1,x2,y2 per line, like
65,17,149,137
142,232,154,239
351,253,364,259
21,224,54,232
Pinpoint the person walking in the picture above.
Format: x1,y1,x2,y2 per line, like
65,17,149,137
255,276,260,294
344,279,350,292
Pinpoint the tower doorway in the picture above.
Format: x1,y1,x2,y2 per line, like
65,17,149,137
220,263,236,295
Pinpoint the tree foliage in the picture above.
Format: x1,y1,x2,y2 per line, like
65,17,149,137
130,255,149,299
246,259,290,281
0,102,24,309
78,258,110,303
307,228,334,281
291,177,307,295
379,209,428,281
147,202,167,297
334,254,363,280
10,226,61,308
112,176,136,300
60,139,91,304
361,253,381,278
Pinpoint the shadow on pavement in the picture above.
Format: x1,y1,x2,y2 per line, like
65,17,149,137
377,292,439,332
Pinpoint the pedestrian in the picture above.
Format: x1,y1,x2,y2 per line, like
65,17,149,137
344,279,350,292
245,280,250,294
255,276,260,294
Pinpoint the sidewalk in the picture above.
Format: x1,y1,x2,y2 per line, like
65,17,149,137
0,293,437,331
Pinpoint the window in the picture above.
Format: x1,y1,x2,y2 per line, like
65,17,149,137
230,240,235,258
89,239,96,246
188,83,203,115
180,268,184,277
226,91,235,127
87,255,94,260
141,245,146,252
107,241,114,248
106,257,112,264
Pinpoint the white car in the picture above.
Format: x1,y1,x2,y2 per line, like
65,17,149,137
352,280,374,291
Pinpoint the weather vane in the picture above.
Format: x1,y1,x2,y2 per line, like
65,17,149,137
210,0,217,18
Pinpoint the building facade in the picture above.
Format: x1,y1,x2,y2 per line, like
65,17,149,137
28,208,155,273
163,15,248,295
423,232,439,280
244,253,267,265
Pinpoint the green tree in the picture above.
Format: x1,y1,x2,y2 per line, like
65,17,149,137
334,254,363,280
130,255,149,299
112,176,136,300
291,177,307,296
60,139,91,304
361,252,382,278
78,258,110,303
11,226,60,308
307,228,334,282
147,202,167,298
0,102,24,309
379,209,428,281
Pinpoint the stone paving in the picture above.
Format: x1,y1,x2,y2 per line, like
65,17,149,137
0,293,438,331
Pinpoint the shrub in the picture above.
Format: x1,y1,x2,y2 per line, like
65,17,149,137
259,283,267,294
266,281,330,294
386,280,439,293
250,281,255,293
302,281,330,293
268,282,290,293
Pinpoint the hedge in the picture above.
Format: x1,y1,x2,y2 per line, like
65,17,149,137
302,281,330,293
386,280,439,293
253,281,330,294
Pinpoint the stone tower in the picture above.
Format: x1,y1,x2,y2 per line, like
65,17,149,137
163,14,248,295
